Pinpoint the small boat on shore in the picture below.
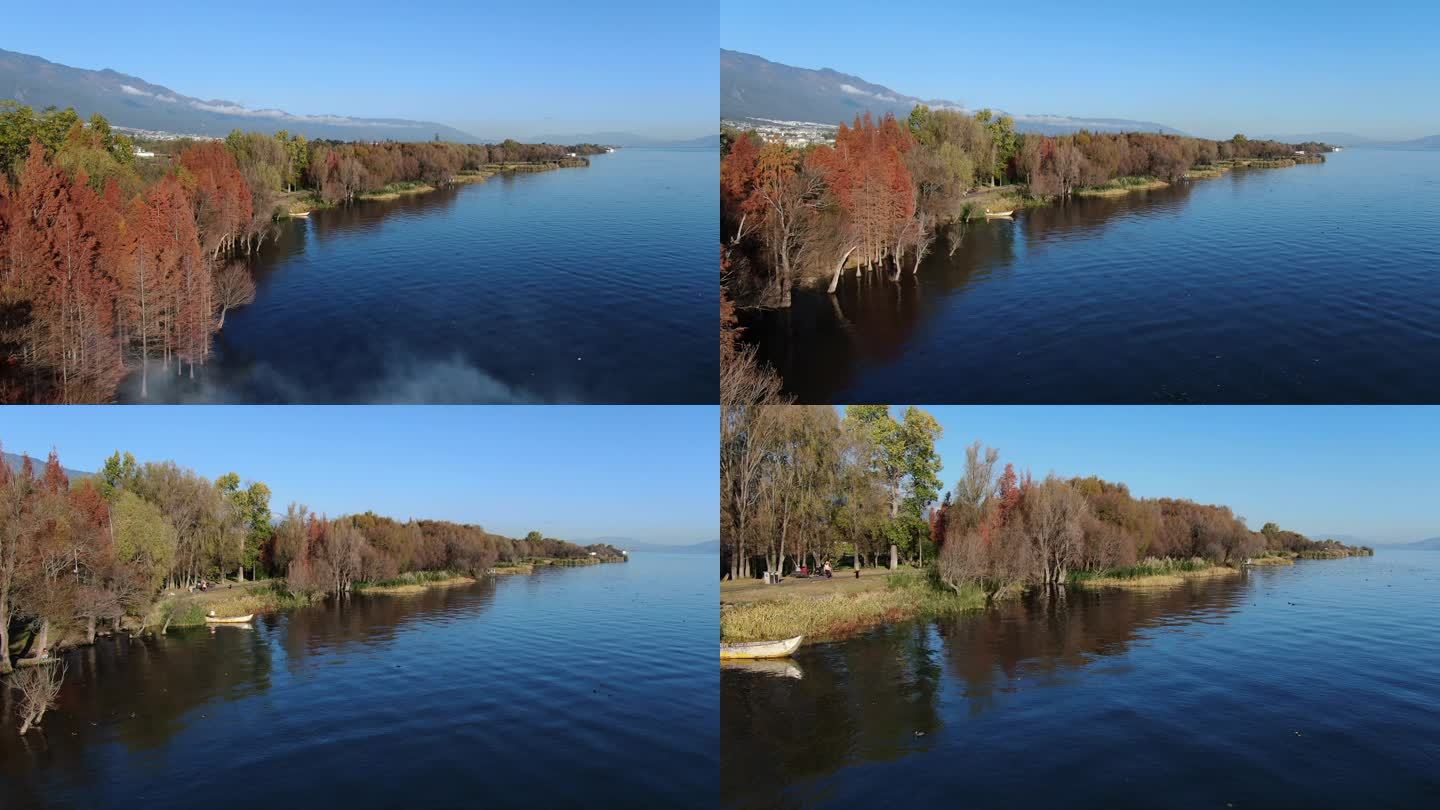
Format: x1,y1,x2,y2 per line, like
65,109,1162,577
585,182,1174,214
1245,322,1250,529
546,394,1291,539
720,635,803,659
291,210,311,218
204,613,254,624
984,209,1014,218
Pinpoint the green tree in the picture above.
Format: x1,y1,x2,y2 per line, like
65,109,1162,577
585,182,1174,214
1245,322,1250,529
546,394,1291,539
98,450,140,501
112,490,177,591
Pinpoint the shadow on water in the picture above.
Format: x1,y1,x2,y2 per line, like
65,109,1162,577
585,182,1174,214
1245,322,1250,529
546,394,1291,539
744,152,1440,404
721,573,1245,809
0,578,497,806
743,182,1199,402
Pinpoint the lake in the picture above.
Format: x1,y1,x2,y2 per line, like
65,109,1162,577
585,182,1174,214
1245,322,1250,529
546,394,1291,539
744,149,1440,403
118,148,718,404
0,553,717,809
721,551,1440,809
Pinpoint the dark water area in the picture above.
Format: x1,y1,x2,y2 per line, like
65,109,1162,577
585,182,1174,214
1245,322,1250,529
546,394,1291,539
721,551,1440,809
745,149,1440,403
1,553,717,809
118,148,718,404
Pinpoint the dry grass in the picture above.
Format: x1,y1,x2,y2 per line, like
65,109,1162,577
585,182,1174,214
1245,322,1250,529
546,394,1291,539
1075,565,1238,590
147,580,317,628
720,570,987,644
354,574,475,594
1077,177,1170,197
1248,554,1296,566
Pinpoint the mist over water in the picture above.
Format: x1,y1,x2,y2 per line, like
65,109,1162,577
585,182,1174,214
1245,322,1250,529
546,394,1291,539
118,148,718,404
721,551,1440,809
746,149,1440,403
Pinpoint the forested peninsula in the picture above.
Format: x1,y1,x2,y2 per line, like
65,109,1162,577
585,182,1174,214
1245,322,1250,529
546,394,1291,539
0,441,624,687
0,101,607,404
719,403,1372,645
721,106,1333,308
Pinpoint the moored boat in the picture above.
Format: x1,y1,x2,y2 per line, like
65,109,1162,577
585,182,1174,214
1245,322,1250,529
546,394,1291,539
204,613,254,624
984,209,1014,218
720,634,803,659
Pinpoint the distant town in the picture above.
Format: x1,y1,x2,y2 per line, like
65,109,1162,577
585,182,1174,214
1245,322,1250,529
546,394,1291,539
720,117,836,147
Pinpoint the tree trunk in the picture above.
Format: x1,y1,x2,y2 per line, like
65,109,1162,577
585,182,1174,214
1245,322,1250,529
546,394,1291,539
31,619,49,660
86,615,97,645
890,544,898,571
827,246,859,294
0,597,10,675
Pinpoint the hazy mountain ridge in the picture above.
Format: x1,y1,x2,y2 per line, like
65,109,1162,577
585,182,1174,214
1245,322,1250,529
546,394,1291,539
2,451,90,480
1,47,478,142
721,49,1185,136
529,131,716,148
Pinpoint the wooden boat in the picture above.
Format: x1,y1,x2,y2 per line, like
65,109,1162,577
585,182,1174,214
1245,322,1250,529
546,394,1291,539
720,635,803,660
984,209,1014,218
204,613,254,624
291,210,311,218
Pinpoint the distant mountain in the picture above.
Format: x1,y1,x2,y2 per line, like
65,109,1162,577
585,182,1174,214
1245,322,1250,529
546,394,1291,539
529,131,716,148
1364,134,1440,151
624,540,719,554
576,537,718,553
2,451,90,480
1258,132,1378,147
1386,537,1440,549
0,47,479,142
721,49,1185,136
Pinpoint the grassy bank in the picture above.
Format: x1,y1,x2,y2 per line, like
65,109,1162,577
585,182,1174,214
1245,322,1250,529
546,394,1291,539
720,569,988,645
353,570,476,594
147,580,321,629
1248,553,1297,566
1070,557,1239,590
1077,175,1170,197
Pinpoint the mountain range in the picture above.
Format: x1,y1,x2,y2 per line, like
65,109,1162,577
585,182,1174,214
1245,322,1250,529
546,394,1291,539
575,537,718,553
1384,537,1440,549
1261,132,1440,149
2,451,90,480
2,47,709,147
1,47,479,142
721,49,1185,136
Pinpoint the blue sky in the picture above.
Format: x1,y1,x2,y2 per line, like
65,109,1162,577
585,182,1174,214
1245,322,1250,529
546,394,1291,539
721,0,1440,140
0,406,717,544
3,0,716,140
877,406,1439,544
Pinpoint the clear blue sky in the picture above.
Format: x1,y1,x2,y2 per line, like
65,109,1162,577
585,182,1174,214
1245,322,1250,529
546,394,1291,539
877,406,1439,545
722,0,1440,140
0,406,717,544
4,0,716,141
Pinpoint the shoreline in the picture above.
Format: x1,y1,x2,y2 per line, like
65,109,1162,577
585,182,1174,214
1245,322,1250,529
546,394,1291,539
9,557,626,665
284,157,593,215
720,548,1369,648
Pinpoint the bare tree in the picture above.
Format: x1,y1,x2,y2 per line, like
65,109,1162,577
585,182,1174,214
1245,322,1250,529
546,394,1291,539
1021,477,1089,586
213,262,256,330
12,660,66,734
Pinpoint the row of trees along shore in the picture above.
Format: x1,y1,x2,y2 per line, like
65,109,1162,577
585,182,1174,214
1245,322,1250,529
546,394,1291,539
721,106,1325,308
719,400,1373,594
0,441,621,678
0,101,605,404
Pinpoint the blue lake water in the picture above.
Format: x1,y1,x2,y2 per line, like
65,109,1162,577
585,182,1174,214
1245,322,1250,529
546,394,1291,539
722,550,1440,808
1,552,718,809
120,148,718,404
746,149,1440,403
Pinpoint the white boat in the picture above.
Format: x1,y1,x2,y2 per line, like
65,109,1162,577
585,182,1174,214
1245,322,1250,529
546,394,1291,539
719,635,804,659
984,209,1014,218
204,613,254,624
291,211,311,218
